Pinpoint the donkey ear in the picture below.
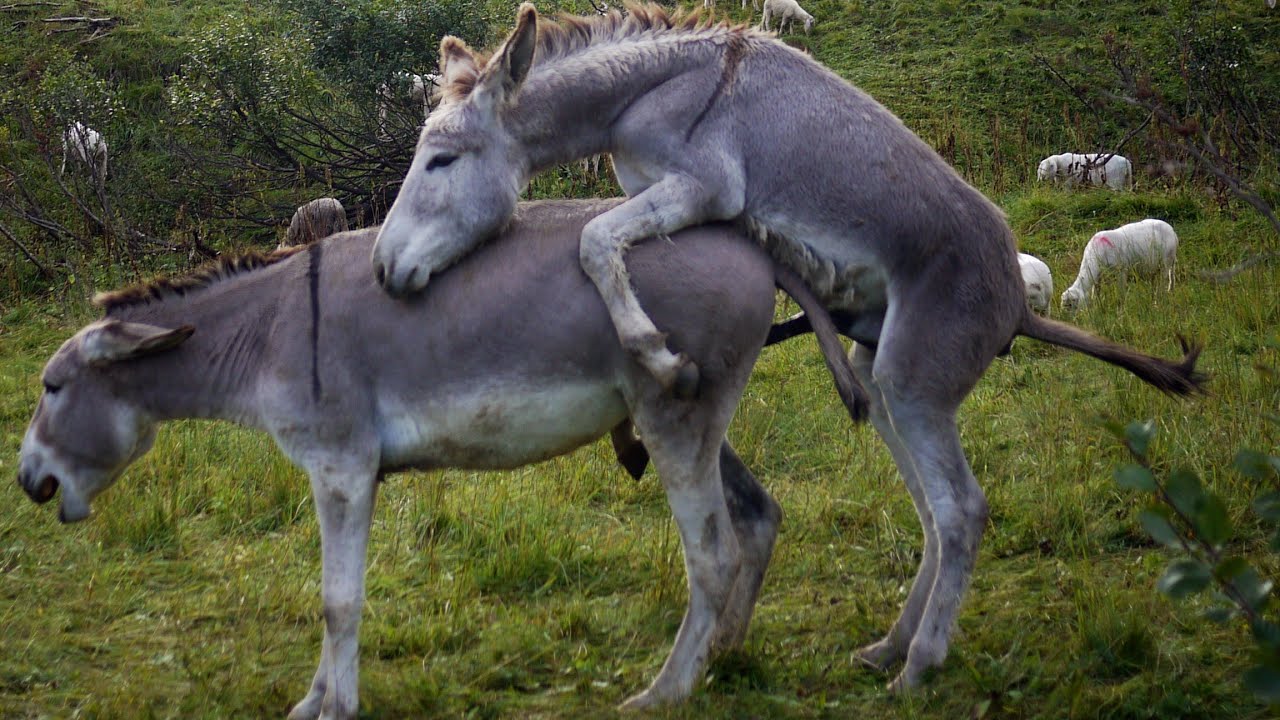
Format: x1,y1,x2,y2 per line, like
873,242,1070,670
503,4,539,90
477,3,538,104
439,36,479,89
83,320,194,366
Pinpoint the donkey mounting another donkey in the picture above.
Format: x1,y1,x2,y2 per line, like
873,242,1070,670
372,1,1205,706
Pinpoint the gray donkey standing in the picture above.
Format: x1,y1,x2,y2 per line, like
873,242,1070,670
18,199,860,718
370,3,1204,702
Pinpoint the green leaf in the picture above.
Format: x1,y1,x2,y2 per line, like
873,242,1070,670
1232,569,1274,612
1236,450,1280,481
1195,493,1232,546
1166,469,1205,518
1139,509,1183,548
1158,558,1211,599
1215,556,1250,582
1101,418,1128,442
1115,464,1156,492
1255,491,1280,524
1252,620,1280,652
1124,419,1156,458
1244,665,1280,703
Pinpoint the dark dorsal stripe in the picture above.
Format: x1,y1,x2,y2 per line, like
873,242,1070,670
308,242,323,402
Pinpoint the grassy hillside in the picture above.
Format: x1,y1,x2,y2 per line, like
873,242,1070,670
1,0,1279,718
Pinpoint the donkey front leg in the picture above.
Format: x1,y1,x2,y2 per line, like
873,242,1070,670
579,177,736,399
289,462,378,720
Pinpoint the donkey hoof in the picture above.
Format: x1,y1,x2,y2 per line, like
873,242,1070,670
672,358,700,399
855,639,902,671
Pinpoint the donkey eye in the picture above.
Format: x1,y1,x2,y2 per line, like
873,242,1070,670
425,153,458,171
43,382,61,395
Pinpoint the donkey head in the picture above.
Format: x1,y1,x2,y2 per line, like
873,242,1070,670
17,320,192,523
373,3,539,297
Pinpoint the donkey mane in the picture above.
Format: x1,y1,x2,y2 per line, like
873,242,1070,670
94,245,307,314
444,3,756,102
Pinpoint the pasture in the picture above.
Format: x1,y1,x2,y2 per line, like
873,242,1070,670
2,185,1277,718
1,0,1278,717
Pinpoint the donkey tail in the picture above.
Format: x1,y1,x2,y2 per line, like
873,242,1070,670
1017,311,1207,397
773,265,870,423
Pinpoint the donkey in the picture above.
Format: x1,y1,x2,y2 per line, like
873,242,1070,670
369,3,1206,694
17,199,861,716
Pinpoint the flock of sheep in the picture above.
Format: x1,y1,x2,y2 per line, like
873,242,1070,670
1022,151,1179,313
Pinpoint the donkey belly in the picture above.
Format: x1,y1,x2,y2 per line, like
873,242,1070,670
748,213,890,317
377,380,628,472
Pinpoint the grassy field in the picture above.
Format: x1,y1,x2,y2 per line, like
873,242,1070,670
2,183,1278,718
3,0,1279,718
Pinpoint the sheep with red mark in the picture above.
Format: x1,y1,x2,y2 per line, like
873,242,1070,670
1061,219,1178,309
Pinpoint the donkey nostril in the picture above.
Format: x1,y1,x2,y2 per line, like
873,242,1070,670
374,262,387,287
31,474,58,504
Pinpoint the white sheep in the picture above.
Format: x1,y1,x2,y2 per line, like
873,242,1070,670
1060,219,1178,309
762,0,814,34
280,197,349,249
1036,152,1132,190
1017,253,1053,315
60,121,108,189
377,72,440,135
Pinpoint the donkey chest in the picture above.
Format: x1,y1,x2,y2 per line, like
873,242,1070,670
376,381,628,471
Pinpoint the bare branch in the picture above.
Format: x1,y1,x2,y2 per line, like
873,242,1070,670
0,218,54,278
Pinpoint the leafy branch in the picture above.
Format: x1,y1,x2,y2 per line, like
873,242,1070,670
1108,343,1280,703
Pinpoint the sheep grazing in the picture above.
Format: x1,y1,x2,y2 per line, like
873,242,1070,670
1037,152,1132,191
1060,219,1178,309
762,0,814,34
281,198,349,249
60,121,108,189
1017,253,1053,315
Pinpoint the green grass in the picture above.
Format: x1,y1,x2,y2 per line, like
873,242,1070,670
2,0,1279,717
2,182,1277,718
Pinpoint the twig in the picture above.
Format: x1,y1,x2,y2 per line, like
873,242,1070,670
0,218,54,277
0,2,60,10
1198,251,1280,283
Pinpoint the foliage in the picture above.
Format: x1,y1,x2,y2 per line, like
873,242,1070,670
1109,337,1280,705
280,0,491,86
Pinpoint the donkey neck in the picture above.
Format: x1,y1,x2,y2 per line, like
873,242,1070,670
507,35,733,171
103,262,289,427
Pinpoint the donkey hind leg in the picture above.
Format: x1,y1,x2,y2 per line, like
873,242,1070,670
287,631,331,720
711,441,782,654
580,177,736,399
288,459,379,720
861,349,989,692
620,412,742,709
848,344,941,673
